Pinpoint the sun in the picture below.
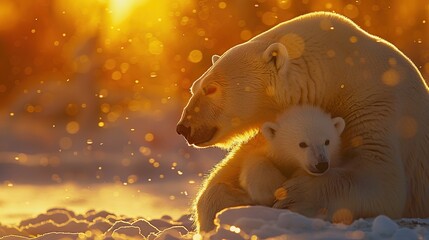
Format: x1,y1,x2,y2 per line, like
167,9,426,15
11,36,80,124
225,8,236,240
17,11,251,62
108,0,139,25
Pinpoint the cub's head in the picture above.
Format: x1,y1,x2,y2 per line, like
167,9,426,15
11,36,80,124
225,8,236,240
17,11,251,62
177,42,292,148
261,106,345,176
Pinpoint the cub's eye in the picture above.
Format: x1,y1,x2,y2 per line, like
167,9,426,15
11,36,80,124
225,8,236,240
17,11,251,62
203,84,217,96
299,142,308,148
325,140,330,146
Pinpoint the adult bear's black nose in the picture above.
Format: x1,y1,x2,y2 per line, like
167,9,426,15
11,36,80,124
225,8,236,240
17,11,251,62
176,123,191,139
315,162,329,173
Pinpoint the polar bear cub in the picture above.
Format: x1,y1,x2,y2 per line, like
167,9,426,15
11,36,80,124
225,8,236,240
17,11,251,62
239,105,345,206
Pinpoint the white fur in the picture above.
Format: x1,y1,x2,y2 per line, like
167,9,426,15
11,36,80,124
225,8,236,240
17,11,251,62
240,105,344,205
180,12,429,232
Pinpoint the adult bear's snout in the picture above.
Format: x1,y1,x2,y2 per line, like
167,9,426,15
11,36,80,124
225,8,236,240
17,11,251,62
315,162,329,173
176,123,218,146
176,123,191,139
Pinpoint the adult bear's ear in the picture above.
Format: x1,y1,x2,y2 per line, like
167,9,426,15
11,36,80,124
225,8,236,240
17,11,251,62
212,55,220,64
332,117,346,135
262,43,289,76
261,122,278,141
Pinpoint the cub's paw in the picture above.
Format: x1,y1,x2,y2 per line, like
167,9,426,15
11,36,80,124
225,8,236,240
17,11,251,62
273,172,328,218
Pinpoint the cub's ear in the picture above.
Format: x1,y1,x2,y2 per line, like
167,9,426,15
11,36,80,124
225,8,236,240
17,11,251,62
332,117,346,135
261,122,279,141
262,43,289,76
211,55,221,64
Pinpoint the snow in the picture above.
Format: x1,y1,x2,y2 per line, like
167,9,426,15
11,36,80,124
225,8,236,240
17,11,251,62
0,208,193,239
371,215,398,238
1,206,429,239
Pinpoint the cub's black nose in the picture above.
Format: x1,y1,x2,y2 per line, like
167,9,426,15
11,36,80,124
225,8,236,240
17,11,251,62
176,124,191,138
315,162,329,173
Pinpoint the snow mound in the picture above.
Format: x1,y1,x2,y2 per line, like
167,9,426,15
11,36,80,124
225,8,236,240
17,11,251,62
1,206,429,239
0,208,193,240
206,206,429,240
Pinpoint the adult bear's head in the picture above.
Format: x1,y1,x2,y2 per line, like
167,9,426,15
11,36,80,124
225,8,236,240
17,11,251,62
177,41,292,148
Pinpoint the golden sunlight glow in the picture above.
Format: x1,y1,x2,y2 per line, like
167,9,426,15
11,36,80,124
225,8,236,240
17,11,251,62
0,1,17,31
0,183,188,225
108,0,139,25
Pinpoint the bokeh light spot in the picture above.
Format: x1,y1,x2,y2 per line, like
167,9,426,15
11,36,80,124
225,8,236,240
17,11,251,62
180,16,189,26
218,2,227,9
349,36,358,43
388,58,397,66
148,39,164,55
326,49,336,58
188,50,203,63
229,225,241,234
66,121,80,134
343,4,359,19
261,11,278,26
145,133,154,142
240,30,252,41
104,59,116,70
111,71,122,81
26,105,35,113
277,0,291,9
139,146,151,156
274,187,287,200
127,175,138,184
280,33,305,59
332,208,354,224
120,62,130,73
101,103,111,113
51,174,62,183
15,153,28,164
382,68,400,86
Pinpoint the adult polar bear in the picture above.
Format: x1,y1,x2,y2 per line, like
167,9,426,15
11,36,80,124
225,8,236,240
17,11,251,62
177,12,429,230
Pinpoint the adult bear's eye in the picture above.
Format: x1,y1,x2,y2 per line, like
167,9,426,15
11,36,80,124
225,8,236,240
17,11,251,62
325,140,330,146
299,142,308,148
203,84,217,96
